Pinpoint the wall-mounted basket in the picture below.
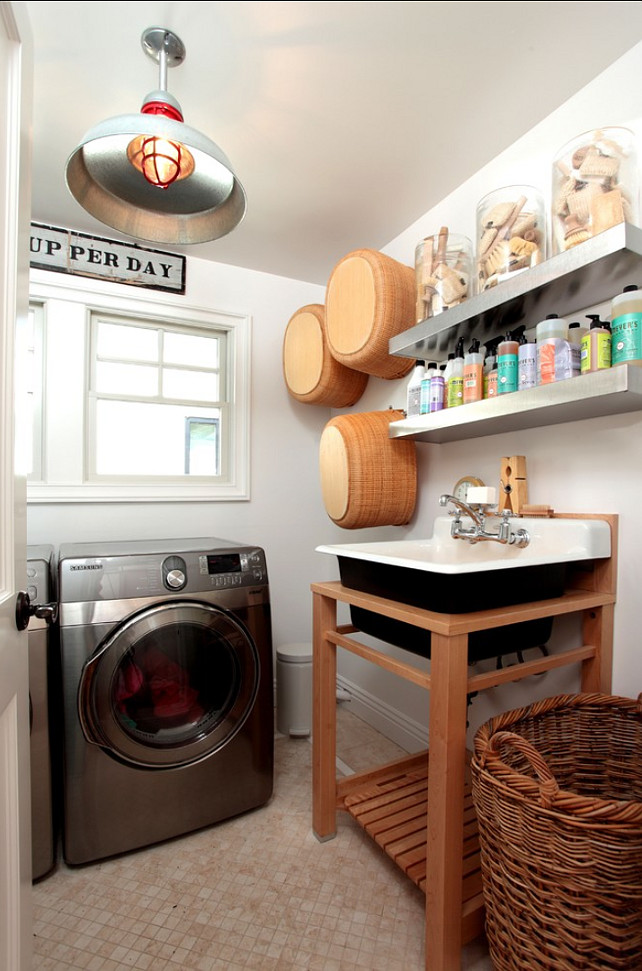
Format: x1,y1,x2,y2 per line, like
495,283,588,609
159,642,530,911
282,303,368,407
325,249,416,380
319,409,417,529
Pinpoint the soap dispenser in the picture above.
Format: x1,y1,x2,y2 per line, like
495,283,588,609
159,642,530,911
497,332,519,394
447,338,464,408
463,338,484,404
581,314,611,373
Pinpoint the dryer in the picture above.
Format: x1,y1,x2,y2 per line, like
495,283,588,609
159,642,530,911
27,545,58,880
57,538,273,865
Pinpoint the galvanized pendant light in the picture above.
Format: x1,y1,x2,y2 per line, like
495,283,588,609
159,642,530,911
65,27,246,245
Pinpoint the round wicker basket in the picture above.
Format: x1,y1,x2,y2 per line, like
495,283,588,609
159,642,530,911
325,249,416,380
472,692,642,971
283,304,368,406
319,410,417,529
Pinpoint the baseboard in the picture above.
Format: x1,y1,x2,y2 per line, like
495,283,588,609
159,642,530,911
335,674,428,753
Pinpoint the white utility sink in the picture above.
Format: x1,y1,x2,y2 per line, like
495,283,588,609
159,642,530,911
316,516,611,659
316,515,611,576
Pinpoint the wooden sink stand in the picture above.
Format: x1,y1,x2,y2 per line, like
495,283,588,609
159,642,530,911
312,514,617,971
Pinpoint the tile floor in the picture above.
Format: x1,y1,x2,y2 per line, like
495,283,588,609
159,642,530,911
32,707,493,970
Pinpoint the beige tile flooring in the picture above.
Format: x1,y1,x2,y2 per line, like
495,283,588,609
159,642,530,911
32,707,492,970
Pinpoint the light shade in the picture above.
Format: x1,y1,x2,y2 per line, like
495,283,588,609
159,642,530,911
65,28,246,245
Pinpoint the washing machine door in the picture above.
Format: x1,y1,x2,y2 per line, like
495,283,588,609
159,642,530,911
78,600,259,768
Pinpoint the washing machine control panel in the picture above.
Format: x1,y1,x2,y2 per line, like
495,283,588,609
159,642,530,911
58,541,268,606
198,550,266,587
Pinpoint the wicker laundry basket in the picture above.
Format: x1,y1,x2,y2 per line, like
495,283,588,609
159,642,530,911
471,693,642,971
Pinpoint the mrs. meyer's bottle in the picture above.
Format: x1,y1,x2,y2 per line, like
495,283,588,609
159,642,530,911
463,339,484,403
497,332,519,394
580,315,611,374
518,334,537,390
611,285,642,366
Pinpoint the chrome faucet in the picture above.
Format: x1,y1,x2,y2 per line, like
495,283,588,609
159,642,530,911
439,494,530,548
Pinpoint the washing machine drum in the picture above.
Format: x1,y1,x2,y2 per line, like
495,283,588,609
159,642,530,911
79,600,260,768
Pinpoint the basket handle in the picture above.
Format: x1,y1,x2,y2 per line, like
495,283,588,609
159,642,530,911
484,730,560,808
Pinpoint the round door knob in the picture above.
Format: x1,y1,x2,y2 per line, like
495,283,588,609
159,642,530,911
15,591,58,631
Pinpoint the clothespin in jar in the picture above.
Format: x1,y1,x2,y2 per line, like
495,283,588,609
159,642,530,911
498,455,528,514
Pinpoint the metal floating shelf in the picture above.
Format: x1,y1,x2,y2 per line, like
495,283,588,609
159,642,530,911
389,222,642,360
389,366,642,444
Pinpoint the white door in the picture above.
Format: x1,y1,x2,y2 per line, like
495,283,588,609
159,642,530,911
0,3,32,969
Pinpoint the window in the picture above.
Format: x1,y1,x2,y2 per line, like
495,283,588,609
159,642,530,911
88,313,227,479
27,274,250,502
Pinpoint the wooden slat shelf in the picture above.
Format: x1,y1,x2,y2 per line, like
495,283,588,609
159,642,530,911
342,753,483,934
312,515,617,970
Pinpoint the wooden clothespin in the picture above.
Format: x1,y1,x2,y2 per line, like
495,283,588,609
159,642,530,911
498,455,528,515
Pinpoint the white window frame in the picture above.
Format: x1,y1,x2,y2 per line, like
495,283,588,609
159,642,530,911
27,271,251,503
15,301,45,481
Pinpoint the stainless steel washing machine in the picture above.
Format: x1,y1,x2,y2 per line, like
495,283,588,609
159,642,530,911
27,545,58,880
57,538,273,865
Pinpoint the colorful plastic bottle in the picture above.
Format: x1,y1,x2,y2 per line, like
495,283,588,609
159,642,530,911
429,371,444,412
419,362,437,415
497,332,519,394
611,284,642,366
536,313,568,384
406,360,426,417
463,339,484,404
518,335,537,390
483,353,497,399
442,353,455,408
581,315,611,374
447,339,464,408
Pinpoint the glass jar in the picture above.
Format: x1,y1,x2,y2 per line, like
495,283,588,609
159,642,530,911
552,128,638,255
476,186,546,292
414,229,472,322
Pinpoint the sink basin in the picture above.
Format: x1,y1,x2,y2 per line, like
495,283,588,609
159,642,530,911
316,515,610,661
317,515,610,579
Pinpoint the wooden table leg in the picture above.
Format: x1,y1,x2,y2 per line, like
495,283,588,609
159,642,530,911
581,603,614,693
425,631,469,971
312,591,338,841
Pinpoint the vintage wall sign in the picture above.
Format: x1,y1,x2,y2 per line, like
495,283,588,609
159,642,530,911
29,223,186,293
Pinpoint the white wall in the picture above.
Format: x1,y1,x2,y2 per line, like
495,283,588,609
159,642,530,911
331,41,642,746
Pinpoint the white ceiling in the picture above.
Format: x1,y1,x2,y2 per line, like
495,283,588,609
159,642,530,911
24,1,642,285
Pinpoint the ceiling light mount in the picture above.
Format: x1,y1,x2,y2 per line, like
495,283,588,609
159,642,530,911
141,26,186,74
65,26,246,245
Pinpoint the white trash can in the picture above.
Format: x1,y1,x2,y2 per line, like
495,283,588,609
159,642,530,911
276,642,312,737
